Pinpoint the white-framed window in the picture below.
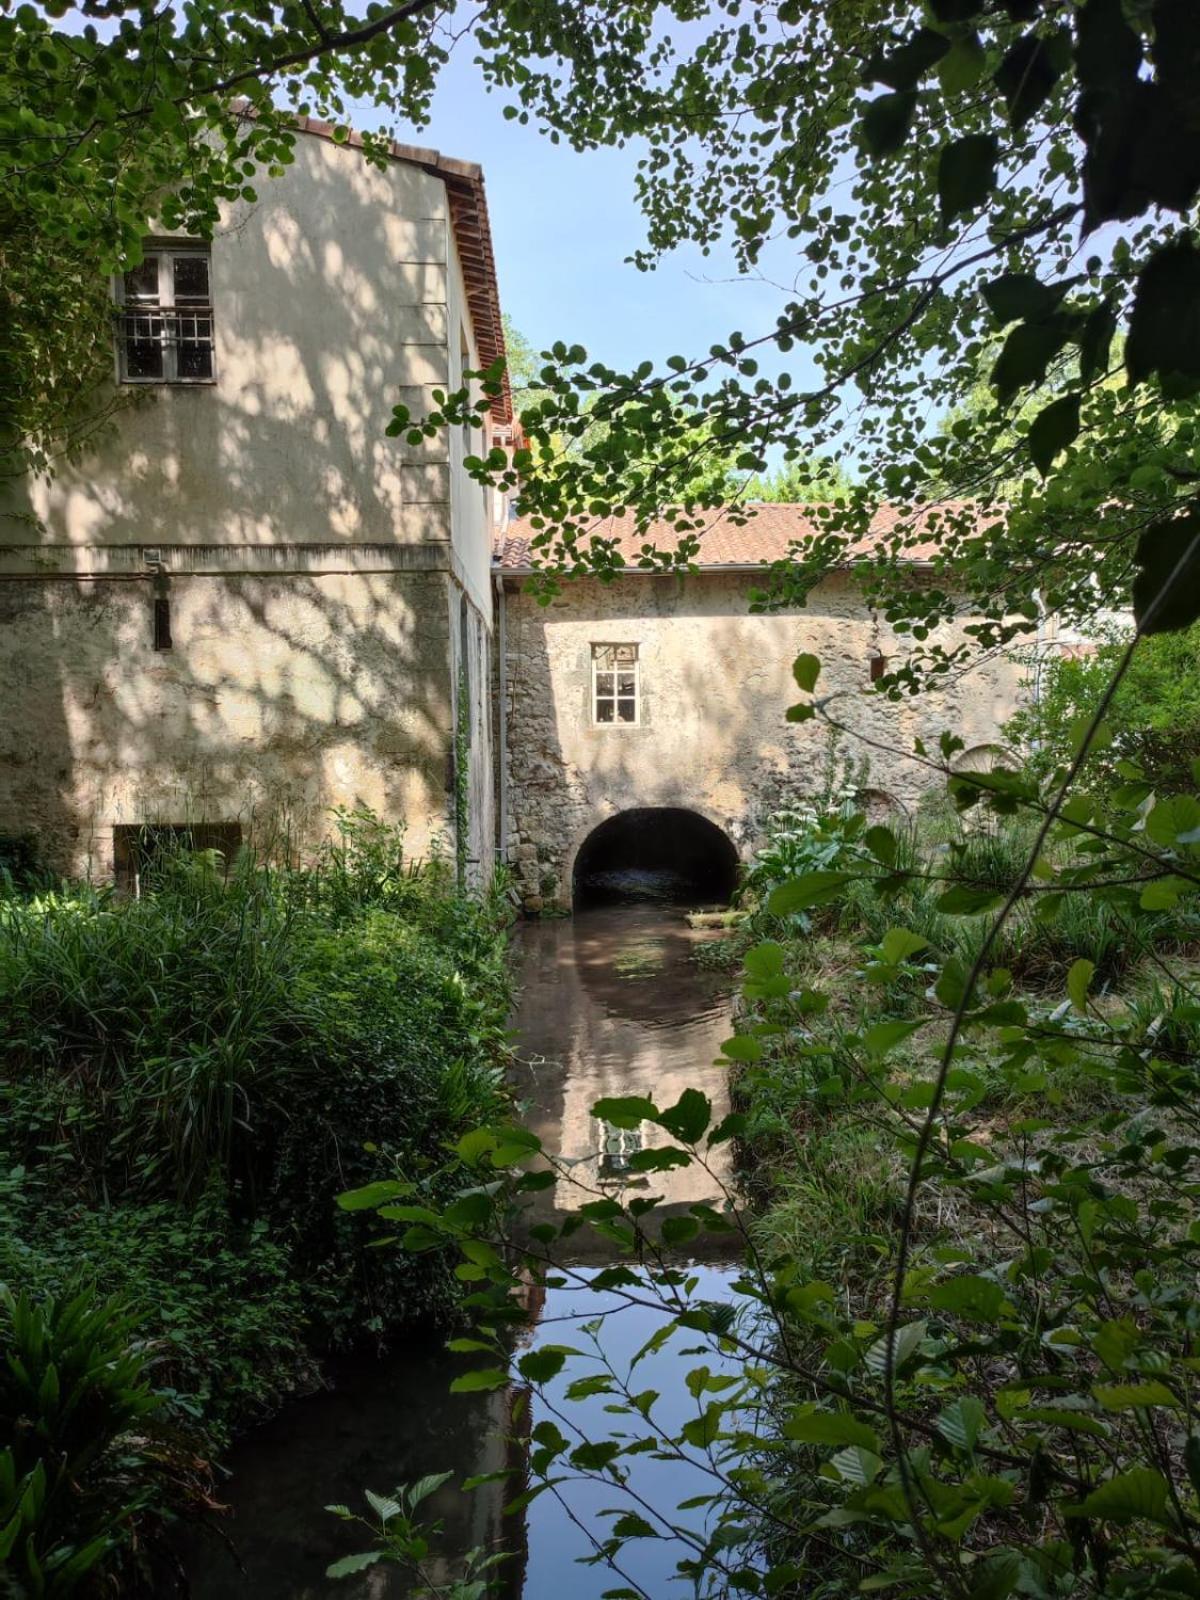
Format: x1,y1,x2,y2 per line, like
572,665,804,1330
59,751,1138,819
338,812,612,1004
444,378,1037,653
592,643,639,725
115,245,215,383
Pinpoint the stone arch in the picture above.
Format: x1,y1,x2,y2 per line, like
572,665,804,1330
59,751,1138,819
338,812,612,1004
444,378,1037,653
570,806,740,909
856,788,910,827
951,743,1018,775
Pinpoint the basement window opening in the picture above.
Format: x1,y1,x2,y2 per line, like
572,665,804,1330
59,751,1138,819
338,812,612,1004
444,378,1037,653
592,643,639,725
113,822,242,896
116,244,215,384
153,594,172,651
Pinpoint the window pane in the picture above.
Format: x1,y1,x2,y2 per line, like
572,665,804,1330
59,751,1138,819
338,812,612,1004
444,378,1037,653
617,673,636,697
173,254,210,303
595,698,615,723
123,312,164,378
617,698,636,723
176,310,214,379
595,670,615,695
124,257,160,303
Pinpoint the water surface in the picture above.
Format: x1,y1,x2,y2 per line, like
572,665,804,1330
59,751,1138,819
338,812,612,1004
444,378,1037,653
182,903,738,1598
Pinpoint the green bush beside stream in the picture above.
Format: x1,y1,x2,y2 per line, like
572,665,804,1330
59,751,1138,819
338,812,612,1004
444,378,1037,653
0,815,512,1592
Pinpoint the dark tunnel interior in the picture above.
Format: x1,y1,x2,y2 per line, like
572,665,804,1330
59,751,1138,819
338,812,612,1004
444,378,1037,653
572,808,740,909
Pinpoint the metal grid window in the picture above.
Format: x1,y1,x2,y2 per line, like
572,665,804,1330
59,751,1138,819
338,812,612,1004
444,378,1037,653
116,246,215,384
592,643,639,725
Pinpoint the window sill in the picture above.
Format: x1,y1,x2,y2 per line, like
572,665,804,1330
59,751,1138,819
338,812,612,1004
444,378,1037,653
119,377,218,387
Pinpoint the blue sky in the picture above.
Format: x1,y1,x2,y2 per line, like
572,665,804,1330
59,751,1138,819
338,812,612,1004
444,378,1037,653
349,45,817,391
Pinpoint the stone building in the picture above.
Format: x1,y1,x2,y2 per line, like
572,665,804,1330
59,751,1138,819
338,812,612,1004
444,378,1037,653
495,507,1030,914
0,120,509,883
0,123,1036,903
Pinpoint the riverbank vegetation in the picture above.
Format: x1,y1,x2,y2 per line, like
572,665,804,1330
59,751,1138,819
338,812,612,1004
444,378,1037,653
0,815,511,1594
365,670,1200,1596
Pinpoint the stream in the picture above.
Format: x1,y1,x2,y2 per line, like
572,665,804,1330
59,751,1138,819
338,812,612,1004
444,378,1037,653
181,899,739,1598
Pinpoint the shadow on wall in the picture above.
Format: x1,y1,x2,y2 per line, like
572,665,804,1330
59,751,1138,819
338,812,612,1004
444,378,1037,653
0,131,484,877
572,807,739,910
3,131,460,550
0,569,455,878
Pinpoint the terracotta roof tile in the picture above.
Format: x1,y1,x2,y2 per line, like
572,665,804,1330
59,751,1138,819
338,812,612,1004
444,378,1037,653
496,502,984,571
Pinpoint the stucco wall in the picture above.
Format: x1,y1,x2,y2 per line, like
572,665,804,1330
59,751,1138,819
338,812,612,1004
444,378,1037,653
500,570,1028,912
0,569,456,879
0,128,504,882
2,133,477,557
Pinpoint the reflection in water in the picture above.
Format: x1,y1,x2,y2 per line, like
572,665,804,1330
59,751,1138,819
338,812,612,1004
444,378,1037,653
182,905,738,1598
513,905,735,1230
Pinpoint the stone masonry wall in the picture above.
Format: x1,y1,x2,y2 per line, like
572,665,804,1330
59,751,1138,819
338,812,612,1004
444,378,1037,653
500,569,1028,913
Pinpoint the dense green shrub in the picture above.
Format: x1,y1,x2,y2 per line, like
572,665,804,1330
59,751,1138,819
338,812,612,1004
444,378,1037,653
0,1177,310,1436
1007,623,1200,793
0,817,511,1591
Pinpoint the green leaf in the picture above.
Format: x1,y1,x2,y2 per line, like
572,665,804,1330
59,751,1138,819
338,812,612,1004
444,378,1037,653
937,1396,986,1451
938,32,986,93
861,90,918,156
869,27,949,90
657,1088,711,1143
336,1179,412,1211
1028,394,1081,475
518,1348,569,1383
1145,792,1200,847
966,1551,1021,1600
661,1215,701,1247
783,1409,880,1452
866,1320,928,1375
792,652,821,692
1080,299,1117,385
938,133,998,223
1070,1467,1169,1526
879,928,929,965
994,29,1068,128
864,825,897,866
928,1273,1005,1322
862,1018,923,1057
1067,958,1094,1013
591,1096,658,1129
992,315,1075,404
1092,1381,1178,1411
936,884,1004,916
831,1445,884,1485
327,1552,384,1577
983,273,1067,327
744,941,786,980
1127,234,1200,394
1131,510,1200,636
767,870,851,916
720,1034,763,1063
449,1368,509,1393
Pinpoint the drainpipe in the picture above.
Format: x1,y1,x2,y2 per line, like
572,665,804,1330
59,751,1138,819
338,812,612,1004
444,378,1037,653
494,569,509,864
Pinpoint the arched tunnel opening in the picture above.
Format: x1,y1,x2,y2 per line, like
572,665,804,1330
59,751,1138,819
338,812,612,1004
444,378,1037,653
572,808,740,909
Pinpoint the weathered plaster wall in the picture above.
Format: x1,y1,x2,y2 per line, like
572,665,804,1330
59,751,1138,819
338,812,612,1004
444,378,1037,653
1,133,473,555
0,129,502,880
0,569,455,879
501,570,1027,912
